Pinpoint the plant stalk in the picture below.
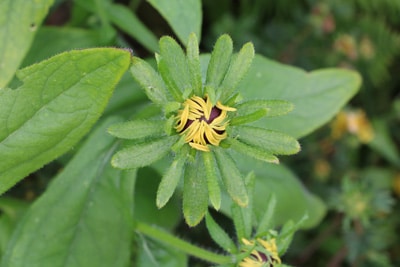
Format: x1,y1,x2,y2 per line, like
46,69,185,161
135,221,234,265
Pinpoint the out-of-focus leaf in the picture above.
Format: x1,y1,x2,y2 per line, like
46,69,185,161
0,0,54,87
147,0,202,46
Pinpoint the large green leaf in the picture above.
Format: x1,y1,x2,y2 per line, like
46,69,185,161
0,48,131,195
0,0,54,87
0,118,136,267
236,55,362,138
147,0,202,46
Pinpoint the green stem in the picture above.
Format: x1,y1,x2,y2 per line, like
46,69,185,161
135,221,234,265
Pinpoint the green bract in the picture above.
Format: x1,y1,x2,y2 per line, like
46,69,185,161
109,33,300,226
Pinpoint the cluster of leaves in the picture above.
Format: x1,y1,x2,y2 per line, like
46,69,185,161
2,0,397,267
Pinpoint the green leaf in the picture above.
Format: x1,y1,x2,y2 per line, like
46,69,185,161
156,147,189,208
231,205,246,241
22,26,105,67
183,155,208,227
1,118,136,267
214,148,248,207
0,198,28,259
219,42,255,102
228,137,279,164
0,0,54,87
108,119,165,139
147,0,202,46
235,55,362,138
205,213,237,253
130,56,169,105
107,3,159,52
206,35,233,90
187,33,203,96
236,100,294,118
202,151,222,210
256,195,277,236
158,36,192,102
234,126,300,155
230,109,268,126
0,48,131,195
111,136,178,169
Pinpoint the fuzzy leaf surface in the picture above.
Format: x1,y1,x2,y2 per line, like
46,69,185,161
0,48,131,195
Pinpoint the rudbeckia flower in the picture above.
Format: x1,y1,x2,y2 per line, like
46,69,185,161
108,33,300,226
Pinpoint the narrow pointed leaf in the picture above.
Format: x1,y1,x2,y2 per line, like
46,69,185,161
214,148,248,207
220,42,255,101
130,56,169,105
187,33,203,96
108,119,165,139
206,35,233,89
0,48,131,195
183,156,208,227
231,205,246,241
108,3,159,52
1,118,136,267
242,172,255,238
236,100,294,118
111,136,178,169
256,195,277,235
156,147,189,208
158,36,191,102
202,151,221,210
228,138,279,164
230,109,268,126
205,213,237,253
0,0,54,87
235,126,300,155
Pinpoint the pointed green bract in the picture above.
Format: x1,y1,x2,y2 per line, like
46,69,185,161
203,151,221,210
0,0,54,88
187,33,203,96
183,156,208,227
235,126,300,155
108,119,165,139
111,136,178,169
206,34,233,89
156,147,188,208
220,42,255,102
242,172,255,238
205,213,237,253
228,138,279,164
0,48,131,195
214,148,248,207
0,118,136,267
231,205,246,241
236,100,294,118
230,109,268,126
130,56,169,105
158,36,192,102
256,195,277,236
